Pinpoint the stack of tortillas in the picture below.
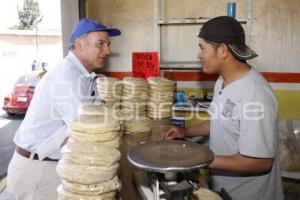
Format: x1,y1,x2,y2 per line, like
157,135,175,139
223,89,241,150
79,104,124,134
67,115,121,147
56,105,122,200
78,104,122,121
122,116,152,156
147,77,175,119
124,116,152,133
96,77,122,108
121,77,148,117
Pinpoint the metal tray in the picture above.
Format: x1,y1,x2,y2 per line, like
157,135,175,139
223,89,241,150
127,140,214,173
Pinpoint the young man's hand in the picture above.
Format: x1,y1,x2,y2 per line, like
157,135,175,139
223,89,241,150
159,126,186,140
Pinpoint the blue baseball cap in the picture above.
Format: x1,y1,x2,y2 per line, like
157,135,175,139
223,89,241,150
70,18,121,43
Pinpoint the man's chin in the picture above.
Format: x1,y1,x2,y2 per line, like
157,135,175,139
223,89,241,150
203,66,217,74
96,62,106,68
203,67,212,74
93,66,104,73
92,64,105,72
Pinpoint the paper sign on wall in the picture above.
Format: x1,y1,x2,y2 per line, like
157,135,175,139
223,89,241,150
132,52,159,79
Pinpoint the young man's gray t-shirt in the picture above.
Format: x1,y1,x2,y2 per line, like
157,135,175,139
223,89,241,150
208,68,283,200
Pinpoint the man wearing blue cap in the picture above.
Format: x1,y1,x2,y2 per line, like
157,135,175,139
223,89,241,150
7,18,121,200
161,16,283,200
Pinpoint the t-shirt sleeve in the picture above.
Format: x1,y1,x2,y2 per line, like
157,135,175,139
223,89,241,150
238,85,278,158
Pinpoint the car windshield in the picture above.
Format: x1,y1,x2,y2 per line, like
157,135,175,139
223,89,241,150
15,76,40,86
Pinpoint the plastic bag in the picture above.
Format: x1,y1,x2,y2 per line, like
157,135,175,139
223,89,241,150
279,136,300,171
278,120,300,171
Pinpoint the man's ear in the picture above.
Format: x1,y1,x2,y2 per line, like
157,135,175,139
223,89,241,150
217,43,230,59
74,38,83,52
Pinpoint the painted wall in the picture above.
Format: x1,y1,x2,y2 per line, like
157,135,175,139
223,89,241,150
86,0,300,72
86,0,154,71
86,0,300,119
0,30,62,101
250,0,300,72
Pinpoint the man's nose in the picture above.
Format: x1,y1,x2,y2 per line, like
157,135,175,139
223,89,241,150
104,45,111,56
197,50,202,60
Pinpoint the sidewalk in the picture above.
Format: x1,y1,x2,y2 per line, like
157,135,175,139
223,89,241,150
0,177,14,200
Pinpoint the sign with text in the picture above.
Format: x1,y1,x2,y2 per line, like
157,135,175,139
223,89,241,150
132,52,159,79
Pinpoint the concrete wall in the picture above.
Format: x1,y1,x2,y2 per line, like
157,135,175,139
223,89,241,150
0,30,61,45
86,0,154,71
250,0,300,72
160,0,247,63
86,0,300,119
86,0,300,73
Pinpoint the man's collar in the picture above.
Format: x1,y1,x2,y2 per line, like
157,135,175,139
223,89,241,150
66,51,95,79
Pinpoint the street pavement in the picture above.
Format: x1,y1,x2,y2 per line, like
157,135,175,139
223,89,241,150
0,110,23,200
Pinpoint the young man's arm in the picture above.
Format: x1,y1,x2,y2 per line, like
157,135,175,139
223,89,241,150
160,120,210,140
209,154,273,174
161,120,273,174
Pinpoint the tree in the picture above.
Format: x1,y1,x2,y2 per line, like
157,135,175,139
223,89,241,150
17,0,43,30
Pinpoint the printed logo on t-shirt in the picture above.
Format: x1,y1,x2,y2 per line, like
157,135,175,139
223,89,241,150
222,99,237,118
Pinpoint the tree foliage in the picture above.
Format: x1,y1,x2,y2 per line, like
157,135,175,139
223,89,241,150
17,0,43,30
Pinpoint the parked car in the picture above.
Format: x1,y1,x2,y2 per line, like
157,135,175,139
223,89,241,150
3,70,46,115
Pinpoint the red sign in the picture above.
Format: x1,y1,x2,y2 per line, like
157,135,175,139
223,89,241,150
132,52,159,79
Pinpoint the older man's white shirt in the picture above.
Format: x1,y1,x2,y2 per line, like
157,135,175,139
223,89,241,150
14,52,98,160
